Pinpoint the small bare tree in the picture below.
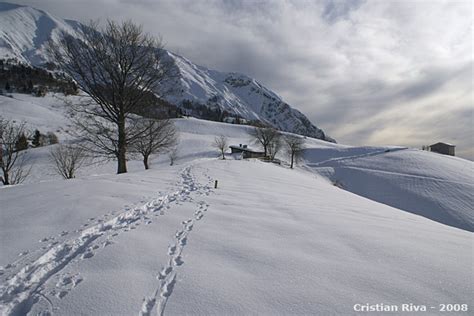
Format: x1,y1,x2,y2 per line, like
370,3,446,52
0,118,31,185
132,119,178,169
284,135,305,168
248,127,280,157
213,135,228,159
49,20,175,174
49,144,87,179
168,147,178,166
267,137,282,161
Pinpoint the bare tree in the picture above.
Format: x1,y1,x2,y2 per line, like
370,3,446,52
0,118,31,185
248,127,280,158
168,147,178,166
131,119,178,169
267,137,282,161
284,135,305,168
49,144,87,179
213,135,228,159
48,20,175,174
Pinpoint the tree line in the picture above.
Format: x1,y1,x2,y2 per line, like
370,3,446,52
0,59,78,96
213,126,305,169
0,115,178,185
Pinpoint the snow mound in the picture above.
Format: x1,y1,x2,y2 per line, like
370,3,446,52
304,147,474,232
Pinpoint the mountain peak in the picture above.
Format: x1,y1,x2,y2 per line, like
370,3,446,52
0,2,80,65
0,1,334,141
0,2,25,11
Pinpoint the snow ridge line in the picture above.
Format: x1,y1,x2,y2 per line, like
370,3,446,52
0,166,197,316
306,147,407,168
140,169,211,316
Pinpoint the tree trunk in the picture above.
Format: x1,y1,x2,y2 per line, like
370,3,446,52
2,169,9,185
221,150,225,160
117,119,127,174
143,155,149,170
290,152,294,169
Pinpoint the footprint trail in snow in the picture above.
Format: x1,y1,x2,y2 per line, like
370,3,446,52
0,165,212,316
140,170,212,316
140,202,210,316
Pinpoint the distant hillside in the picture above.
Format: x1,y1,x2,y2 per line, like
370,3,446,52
304,146,474,232
0,1,334,141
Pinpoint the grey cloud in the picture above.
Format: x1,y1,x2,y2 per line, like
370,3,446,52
7,0,473,159
321,0,365,23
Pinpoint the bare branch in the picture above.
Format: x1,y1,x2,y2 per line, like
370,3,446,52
49,144,87,179
47,20,177,174
283,135,305,168
130,119,178,169
168,147,178,166
213,135,228,160
248,127,281,158
0,117,31,185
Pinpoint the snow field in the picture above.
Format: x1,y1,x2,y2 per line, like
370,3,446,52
0,93,472,315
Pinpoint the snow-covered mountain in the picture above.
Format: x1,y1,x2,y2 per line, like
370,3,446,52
0,2,334,141
0,2,81,65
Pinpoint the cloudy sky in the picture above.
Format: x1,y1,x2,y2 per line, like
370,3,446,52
10,0,474,159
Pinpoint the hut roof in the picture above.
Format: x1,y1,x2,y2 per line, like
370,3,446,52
229,145,264,153
429,142,455,147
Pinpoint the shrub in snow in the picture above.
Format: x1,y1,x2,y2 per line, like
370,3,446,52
32,129,44,147
46,132,59,145
0,118,31,185
15,132,29,151
49,144,86,179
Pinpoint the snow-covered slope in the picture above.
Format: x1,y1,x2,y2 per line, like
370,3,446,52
0,2,333,141
1,156,472,315
0,93,75,136
304,147,474,232
165,52,332,140
1,93,472,233
0,2,80,65
1,93,473,315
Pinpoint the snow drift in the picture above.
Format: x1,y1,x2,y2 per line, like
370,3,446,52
304,146,474,232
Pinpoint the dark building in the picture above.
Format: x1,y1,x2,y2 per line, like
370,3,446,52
229,144,265,159
429,142,455,156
